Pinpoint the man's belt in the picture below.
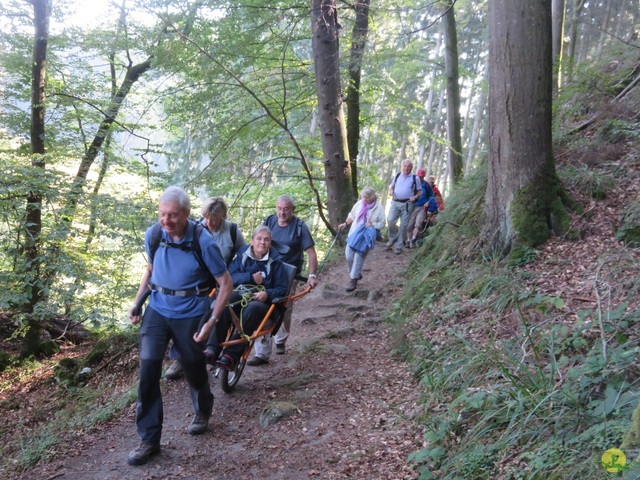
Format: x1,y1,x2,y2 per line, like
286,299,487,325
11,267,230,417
148,282,212,297
393,198,410,203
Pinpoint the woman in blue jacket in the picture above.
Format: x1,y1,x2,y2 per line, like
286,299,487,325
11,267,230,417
205,225,289,369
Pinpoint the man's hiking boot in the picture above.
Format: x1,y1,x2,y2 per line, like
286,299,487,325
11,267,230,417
275,343,286,355
247,356,269,366
346,278,358,292
204,347,221,366
188,412,210,435
127,442,160,466
165,359,183,380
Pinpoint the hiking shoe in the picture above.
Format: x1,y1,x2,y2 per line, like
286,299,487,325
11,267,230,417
345,278,358,292
384,245,393,252
275,343,286,355
395,249,402,255
165,360,183,380
188,412,210,435
247,356,269,366
215,354,235,371
127,442,160,466
204,347,220,366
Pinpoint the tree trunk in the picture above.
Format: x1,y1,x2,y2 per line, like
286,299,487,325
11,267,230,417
21,0,51,355
311,0,355,227
565,0,586,82
442,3,463,186
60,58,152,235
594,0,613,61
551,0,566,91
465,73,487,174
346,0,370,197
426,88,445,178
485,0,568,254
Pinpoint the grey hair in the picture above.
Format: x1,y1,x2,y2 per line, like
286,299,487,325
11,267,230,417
277,194,295,207
361,186,378,202
201,196,228,220
160,186,190,211
402,159,413,168
252,224,271,239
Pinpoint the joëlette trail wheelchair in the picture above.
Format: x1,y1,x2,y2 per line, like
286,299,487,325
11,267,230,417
210,262,310,392
132,262,310,393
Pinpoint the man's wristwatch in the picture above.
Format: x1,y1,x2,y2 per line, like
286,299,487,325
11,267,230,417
309,274,317,279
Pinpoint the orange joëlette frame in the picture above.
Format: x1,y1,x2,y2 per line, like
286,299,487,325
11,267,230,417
208,286,312,349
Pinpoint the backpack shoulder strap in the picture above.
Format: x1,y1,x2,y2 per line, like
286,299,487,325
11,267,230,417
230,222,238,245
264,214,276,227
295,217,302,240
191,221,206,271
149,223,163,263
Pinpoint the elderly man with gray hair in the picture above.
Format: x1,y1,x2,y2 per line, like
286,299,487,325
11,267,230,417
385,160,422,254
126,186,233,466
248,194,318,365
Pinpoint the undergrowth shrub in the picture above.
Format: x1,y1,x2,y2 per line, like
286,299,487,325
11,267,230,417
616,199,640,246
558,164,614,200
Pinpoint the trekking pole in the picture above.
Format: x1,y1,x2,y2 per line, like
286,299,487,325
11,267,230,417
317,229,342,277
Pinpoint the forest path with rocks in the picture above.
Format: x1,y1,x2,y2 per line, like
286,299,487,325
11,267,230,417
16,243,424,480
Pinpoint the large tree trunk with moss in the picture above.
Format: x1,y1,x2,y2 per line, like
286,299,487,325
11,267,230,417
484,0,568,255
311,0,355,227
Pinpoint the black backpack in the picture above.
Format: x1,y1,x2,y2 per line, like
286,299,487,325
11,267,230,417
393,172,421,196
148,220,215,286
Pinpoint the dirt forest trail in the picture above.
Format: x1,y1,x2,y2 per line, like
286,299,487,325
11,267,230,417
18,244,424,480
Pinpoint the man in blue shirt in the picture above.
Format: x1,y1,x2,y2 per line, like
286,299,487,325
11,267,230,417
126,186,233,466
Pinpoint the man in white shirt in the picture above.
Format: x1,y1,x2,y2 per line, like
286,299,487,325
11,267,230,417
385,160,421,254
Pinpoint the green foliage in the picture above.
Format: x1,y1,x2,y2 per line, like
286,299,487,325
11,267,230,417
0,384,138,473
558,164,615,200
0,351,14,372
402,292,640,479
597,119,640,144
615,199,640,247
508,246,540,268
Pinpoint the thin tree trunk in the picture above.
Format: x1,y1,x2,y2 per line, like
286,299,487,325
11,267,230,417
61,58,152,235
442,3,463,185
594,0,614,60
552,0,566,91
346,0,370,196
426,88,445,179
21,0,51,355
566,0,586,82
311,0,354,227
465,73,487,174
